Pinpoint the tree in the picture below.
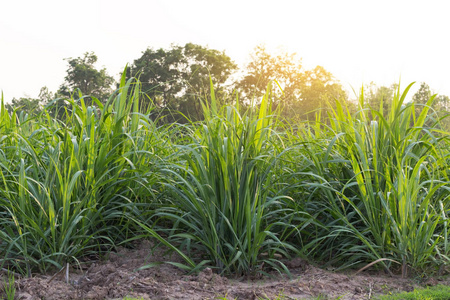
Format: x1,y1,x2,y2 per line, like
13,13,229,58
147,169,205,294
412,82,436,126
295,66,348,121
411,82,450,129
58,52,114,104
237,45,304,105
178,43,238,120
130,46,184,111
130,43,237,122
436,94,450,111
6,86,53,116
412,82,433,109
6,97,42,116
238,45,348,122
363,82,397,118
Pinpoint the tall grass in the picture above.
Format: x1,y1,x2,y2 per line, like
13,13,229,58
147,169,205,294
298,83,450,276
0,73,165,275
146,83,306,275
0,76,448,278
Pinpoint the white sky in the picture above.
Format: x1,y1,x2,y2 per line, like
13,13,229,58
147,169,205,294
1,0,450,102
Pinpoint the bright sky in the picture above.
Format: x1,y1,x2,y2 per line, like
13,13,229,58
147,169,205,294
1,0,450,102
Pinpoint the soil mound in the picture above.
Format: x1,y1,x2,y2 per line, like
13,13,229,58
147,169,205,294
6,240,434,299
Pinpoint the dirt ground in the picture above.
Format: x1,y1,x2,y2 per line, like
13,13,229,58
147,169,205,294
4,240,447,300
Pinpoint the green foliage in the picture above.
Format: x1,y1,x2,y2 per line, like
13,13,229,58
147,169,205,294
412,82,450,130
1,271,16,300
237,45,349,122
296,65,349,121
5,97,41,116
362,82,397,118
1,68,450,282
58,52,115,103
130,43,237,122
377,285,450,300
0,70,164,275
238,45,304,102
413,82,433,106
295,83,450,276
412,83,435,124
143,82,306,275
5,87,53,117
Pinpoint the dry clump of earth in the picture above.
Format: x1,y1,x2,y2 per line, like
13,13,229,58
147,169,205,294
1,240,446,300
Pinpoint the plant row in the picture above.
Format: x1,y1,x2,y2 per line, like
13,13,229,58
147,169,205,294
0,74,449,278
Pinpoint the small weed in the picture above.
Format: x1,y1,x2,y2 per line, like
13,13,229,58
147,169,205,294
377,285,450,300
2,271,16,300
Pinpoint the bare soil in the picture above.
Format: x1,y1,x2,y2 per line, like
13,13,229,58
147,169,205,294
4,240,448,300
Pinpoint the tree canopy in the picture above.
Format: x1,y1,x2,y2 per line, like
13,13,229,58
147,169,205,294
412,82,450,129
7,44,450,128
6,87,53,116
58,52,114,103
237,45,349,122
130,43,237,121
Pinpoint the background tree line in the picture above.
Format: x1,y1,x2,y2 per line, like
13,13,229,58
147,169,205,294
7,43,450,128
